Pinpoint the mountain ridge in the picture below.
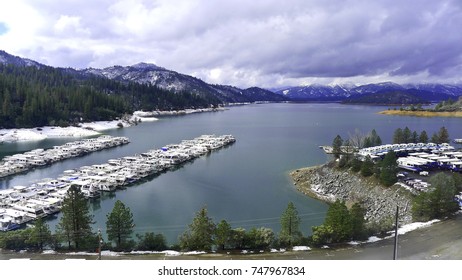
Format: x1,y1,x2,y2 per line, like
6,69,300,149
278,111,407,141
2,50,462,104
275,82,462,102
0,50,286,104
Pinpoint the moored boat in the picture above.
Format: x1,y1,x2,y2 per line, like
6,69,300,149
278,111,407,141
0,134,236,231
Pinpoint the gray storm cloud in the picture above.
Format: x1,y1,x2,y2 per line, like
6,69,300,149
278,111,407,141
3,0,462,87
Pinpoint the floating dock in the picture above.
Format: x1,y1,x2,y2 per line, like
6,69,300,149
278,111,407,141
0,134,235,231
0,135,130,179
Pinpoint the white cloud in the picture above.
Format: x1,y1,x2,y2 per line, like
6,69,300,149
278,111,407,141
0,1,47,52
53,15,90,37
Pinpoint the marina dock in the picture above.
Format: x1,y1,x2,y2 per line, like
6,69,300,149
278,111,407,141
0,135,130,179
0,134,235,231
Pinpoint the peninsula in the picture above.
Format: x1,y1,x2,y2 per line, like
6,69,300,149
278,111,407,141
379,110,462,118
378,97,462,118
290,126,462,237
290,162,413,228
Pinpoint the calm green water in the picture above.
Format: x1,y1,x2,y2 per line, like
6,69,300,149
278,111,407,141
1,103,461,244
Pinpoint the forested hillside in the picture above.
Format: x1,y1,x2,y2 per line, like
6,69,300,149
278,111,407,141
0,64,220,128
341,90,428,105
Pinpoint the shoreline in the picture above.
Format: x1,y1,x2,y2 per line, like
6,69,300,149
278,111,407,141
0,108,225,143
286,163,462,259
378,110,462,118
289,162,414,225
288,165,333,201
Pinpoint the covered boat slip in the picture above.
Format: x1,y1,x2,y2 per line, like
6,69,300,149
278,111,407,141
0,134,236,231
0,136,130,179
358,142,456,159
356,141,462,171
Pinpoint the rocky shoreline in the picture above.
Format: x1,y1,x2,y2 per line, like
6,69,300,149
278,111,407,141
290,162,414,227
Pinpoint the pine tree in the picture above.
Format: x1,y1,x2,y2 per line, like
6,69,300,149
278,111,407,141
106,200,135,250
332,135,343,159
411,131,419,143
56,185,95,250
363,136,372,148
215,219,232,251
419,130,429,143
369,129,382,146
393,128,404,144
403,127,412,143
279,202,302,247
179,206,216,251
360,156,374,177
380,151,398,186
431,132,440,144
351,157,362,172
349,203,366,240
437,126,450,143
323,200,352,243
27,217,52,251
412,173,459,221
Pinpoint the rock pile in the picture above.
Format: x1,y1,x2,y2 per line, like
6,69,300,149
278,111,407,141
290,164,413,226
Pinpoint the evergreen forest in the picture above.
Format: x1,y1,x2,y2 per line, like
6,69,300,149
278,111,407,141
0,64,221,128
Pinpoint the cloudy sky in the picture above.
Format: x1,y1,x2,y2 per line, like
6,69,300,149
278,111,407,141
1,0,461,88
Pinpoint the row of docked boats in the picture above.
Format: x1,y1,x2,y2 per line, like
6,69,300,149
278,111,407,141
0,135,130,179
397,150,462,173
0,134,236,231
358,142,456,160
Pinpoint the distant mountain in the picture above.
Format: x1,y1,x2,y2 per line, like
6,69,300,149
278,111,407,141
342,90,428,105
80,63,287,103
3,50,461,105
242,87,288,102
0,50,44,68
0,50,287,104
275,82,462,103
207,85,287,103
278,84,351,101
404,83,462,97
352,82,404,95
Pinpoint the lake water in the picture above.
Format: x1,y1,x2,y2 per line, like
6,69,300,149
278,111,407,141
1,103,461,244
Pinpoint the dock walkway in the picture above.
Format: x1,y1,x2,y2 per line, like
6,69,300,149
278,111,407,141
0,135,130,179
0,134,235,231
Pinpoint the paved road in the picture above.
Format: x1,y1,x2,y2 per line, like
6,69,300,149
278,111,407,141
300,214,462,260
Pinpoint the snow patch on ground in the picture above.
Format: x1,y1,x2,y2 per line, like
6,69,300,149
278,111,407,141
0,108,227,143
0,109,226,143
51,250,189,257
347,219,441,245
41,250,57,255
0,125,102,143
292,246,311,251
183,251,207,255
0,120,133,143
396,219,440,235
